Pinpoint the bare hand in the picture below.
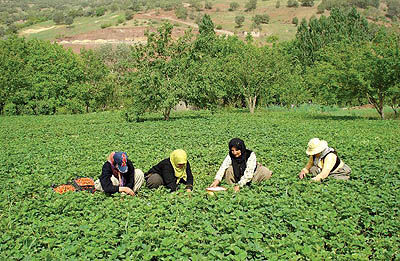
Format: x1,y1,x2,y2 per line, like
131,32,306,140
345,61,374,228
210,179,220,187
311,177,321,182
121,187,135,196
234,185,240,192
299,169,308,179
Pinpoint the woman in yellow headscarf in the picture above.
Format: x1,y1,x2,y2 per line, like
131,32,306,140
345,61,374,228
145,149,193,192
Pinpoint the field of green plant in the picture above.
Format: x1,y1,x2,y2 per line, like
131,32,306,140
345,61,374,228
1,109,399,259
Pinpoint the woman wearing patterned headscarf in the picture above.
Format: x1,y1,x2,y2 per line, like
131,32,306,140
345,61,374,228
94,151,144,196
299,138,351,181
145,149,194,192
210,138,273,192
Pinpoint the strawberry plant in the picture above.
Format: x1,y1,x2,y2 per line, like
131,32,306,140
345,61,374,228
0,110,399,259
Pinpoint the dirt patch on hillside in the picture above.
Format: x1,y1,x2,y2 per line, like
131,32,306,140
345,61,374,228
56,26,189,53
21,26,57,34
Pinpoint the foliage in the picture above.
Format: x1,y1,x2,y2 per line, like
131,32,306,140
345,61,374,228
287,0,299,8
276,0,281,8
0,110,399,259
387,0,400,19
292,16,299,25
300,0,314,7
245,0,258,12
235,15,245,28
228,2,240,11
294,8,372,67
175,6,188,20
127,23,192,121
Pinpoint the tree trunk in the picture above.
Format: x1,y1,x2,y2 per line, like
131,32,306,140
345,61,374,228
163,107,171,120
248,95,257,114
391,105,398,118
367,93,385,119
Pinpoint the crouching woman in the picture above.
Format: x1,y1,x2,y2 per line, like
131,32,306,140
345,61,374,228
95,152,144,196
145,149,193,193
299,138,351,182
210,138,273,192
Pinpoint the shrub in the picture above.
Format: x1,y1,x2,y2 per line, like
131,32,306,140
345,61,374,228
229,2,240,11
100,23,112,29
292,16,299,25
205,2,213,9
175,6,188,20
287,0,299,7
235,15,245,27
276,0,281,8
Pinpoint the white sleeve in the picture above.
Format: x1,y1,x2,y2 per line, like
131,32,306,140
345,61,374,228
238,152,257,187
214,155,232,181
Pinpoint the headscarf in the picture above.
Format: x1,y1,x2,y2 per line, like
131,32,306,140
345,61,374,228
169,149,188,184
107,152,126,187
228,138,252,182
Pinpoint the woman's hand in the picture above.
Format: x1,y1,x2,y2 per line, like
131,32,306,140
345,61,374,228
210,179,220,187
299,168,309,179
234,185,240,192
119,187,135,196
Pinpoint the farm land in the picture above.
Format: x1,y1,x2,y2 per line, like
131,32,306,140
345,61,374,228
18,0,327,53
1,109,399,259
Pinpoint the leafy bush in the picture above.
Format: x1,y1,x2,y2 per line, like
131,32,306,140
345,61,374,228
245,0,257,12
300,0,314,7
100,23,112,29
292,16,299,25
235,15,245,27
205,2,213,10
287,0,299,7
175,6,188,20
229,2,240,11
276,0,281,8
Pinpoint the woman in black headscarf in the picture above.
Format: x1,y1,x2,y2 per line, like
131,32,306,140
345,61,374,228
209,138,272,192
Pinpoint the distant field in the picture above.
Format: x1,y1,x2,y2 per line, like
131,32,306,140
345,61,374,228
19,0,324,47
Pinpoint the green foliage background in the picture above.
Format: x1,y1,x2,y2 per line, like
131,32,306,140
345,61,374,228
0,110,399,259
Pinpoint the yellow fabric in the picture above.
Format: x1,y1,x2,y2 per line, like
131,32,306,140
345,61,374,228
170,149,188,184
305,154,344,181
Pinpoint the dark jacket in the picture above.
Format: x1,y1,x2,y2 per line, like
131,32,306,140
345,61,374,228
99,160,135,194
145,158,193,192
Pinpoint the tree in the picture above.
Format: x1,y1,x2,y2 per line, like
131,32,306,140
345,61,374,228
294,8,372,68
300,0,314,7
224,43,286,113
229,2,240,11
65,16,74,26
175,6,188,20
53,12,64,25
287,0,299,7
245,0,257,12
235,15,245,27
128,23,193,120
306,31,400,119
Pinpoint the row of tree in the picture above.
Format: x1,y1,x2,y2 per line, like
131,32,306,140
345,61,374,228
0,8,399,119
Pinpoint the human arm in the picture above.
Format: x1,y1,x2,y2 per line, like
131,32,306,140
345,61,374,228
210,155,232,187
299,156,313,179
99,162,120,194
237,152,257,187
185,161,193,191
124,160,135,189
311,153,337,182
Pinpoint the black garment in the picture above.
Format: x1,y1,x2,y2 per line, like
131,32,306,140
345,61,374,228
145,158,194,192
313,150,341,172
229,138,253,183
99,160,135,194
